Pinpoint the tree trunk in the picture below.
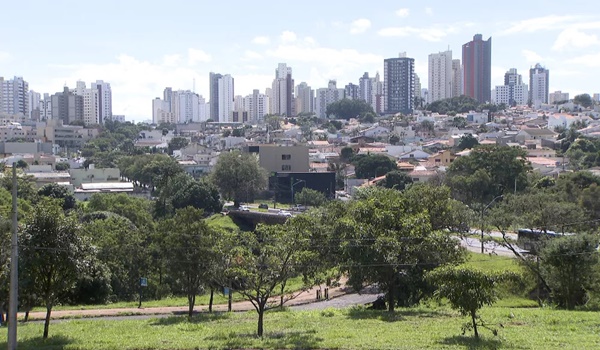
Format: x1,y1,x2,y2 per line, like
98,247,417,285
471,310,479,339
188,294,195,319
24,310,29,322
280,281,286,308
387,282,395,312
228,290,232,312
209,288,214,313
43,305,52,339
257,305,264,337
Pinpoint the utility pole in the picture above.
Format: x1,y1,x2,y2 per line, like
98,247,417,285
8,166,19,350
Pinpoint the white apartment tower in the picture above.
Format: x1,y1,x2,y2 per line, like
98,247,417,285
91,80,112,123
244,89,270,122
218,74,234,122
529,63,549,108
295,82,314,115
1,76,29,116
494,68,528,106
428,50,453,103
315,80,344,118
272,63,294,116
28,90,41,119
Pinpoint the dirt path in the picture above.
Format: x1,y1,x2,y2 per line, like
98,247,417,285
23,281,352,321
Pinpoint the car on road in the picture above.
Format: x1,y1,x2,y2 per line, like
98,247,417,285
277,210,292,217
258,203,269,209
239,205,250,211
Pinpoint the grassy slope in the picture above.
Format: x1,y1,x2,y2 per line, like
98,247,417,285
4,306,600,349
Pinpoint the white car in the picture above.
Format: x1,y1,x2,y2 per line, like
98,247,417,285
277,210,292,217
239,205,250,212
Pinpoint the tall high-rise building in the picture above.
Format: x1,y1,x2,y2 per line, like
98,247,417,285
428,50,453,102
218,74,234,122
315,80,344,118
462,34,492,103
28,90,41,119
272,63,294,116
295,82,314,115
529,63,549,107
372,72,384,114
209,72,223,120
451,59,463,97
244,89,270,122
384,53,415,115
91,80,112,124
1,76,29,116
344,83,360,100
51,87,84,124
494,68,528,106
359,73,372,104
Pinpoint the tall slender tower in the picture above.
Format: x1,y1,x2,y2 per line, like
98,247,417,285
462,34,492,103
209,72,223,120
383,53,415,115
428,50,453,102
529,63,549,107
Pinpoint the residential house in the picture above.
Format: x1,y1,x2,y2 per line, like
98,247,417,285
428,149,456,166
398,149,431,160
515,128,557,144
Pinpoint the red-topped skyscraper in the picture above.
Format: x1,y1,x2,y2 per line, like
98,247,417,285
462,34,492,104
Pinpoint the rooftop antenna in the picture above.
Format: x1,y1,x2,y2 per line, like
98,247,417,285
193,78,196,93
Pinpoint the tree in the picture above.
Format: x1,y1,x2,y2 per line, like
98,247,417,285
427,267,515,339
155,173,222,217
38,183,76,210
210,151,268,207
446,145,531,204
55,162,70,171
325,99,375,120
167,137,190,155
539,234,600,309
377,170,413,191
420,120,435,134
353,154,398,179
223,224,313,337
426,96,480,114
340,146,355,163
573,94,593,108
20,199,92,338
341,188,465,311
456,134,479,151
451,116,468,129
389,134,400,145
160,208,217,318
82,215,148,302
294,188,326,207
87,193,154,229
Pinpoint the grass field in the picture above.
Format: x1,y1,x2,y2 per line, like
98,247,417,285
3,304,600,349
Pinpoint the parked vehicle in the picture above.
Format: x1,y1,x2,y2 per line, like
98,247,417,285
258,203,269,209
239,205,250,212
277,210,292,217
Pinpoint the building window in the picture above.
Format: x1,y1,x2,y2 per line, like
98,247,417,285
282,165,291,171
281,154,291,160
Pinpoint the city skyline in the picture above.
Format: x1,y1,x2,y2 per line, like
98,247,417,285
1,0,599,121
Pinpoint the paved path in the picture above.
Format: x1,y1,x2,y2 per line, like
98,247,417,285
23,281,355,322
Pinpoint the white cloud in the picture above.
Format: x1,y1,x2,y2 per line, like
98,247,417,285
350,18,371,34
566,52,600,67
252,36,270,45
522,49,542,63
378,25,454,42
396,8,410,18
187,48,211,65
280,31,297,43
500,15,579,35
552,28,600,51
0,51,11,63
243,50,263,60
425,7,433,16
162,54,181,66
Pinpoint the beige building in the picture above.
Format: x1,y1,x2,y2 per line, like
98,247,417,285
69,166,121,187
246,145,309,173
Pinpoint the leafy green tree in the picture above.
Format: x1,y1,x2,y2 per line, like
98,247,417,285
87,193,154,229
389,134,400,145
456,134,479,151
426,96,480,114
167,137,190,155
540,234,600,309
420,120,435,134
294,187,326,207
340,146,355,163
325,98,375,120
38,183,76,210
160,208,217,318
427,267,515,339
223,224,314,337
55,162,70,171
1,168,37,202
210,151,268,207
20,199,92,338
265,114,281,130
573,94,593,108
446,145,531,204
377,170,413,191
341,188,465,311
82,215,148,301
353,154,397,179
451,116,468,129
15,159,28,168
155,173,222,217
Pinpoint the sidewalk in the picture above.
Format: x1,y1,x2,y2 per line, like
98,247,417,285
23,282,350,321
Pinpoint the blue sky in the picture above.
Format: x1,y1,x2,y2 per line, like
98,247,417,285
1,0,599,121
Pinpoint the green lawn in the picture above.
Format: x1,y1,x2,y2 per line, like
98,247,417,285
4,305,600,349
461,251,521,272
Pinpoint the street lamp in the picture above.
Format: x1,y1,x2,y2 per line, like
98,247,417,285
481,195,504,253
